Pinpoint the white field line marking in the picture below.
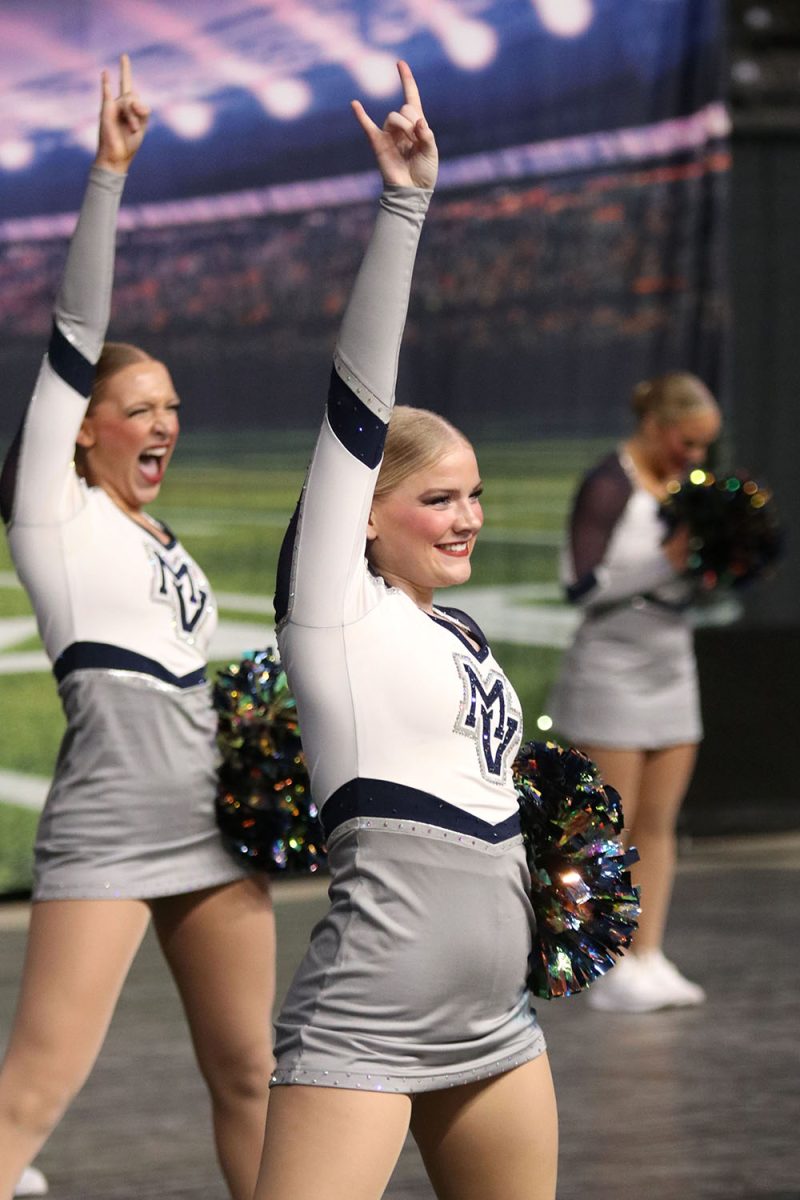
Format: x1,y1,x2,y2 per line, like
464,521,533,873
0,769,49,811
437,583,578,648
0,583,571,677
0,618,37,649
0,651,50,674
0,620,277,675
215,592,274,614
209,620,276,660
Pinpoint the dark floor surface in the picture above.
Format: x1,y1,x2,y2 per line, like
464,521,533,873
1,833,799,1199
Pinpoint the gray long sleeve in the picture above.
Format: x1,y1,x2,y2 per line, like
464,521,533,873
334,185,432,419
0,166,126,527
55,165,126,364
274,184,432,628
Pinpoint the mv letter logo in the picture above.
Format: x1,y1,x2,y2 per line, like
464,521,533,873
151,551,210,639
453,654,521,783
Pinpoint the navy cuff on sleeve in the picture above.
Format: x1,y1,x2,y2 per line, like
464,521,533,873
48,320,94,399
326,368,387,470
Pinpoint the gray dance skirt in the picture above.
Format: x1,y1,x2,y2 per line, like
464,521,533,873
33,671,249,901
548,601,701,750
271,781,546,1094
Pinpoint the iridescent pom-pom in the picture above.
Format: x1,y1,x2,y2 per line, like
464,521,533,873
661,468,782,593
513,741,640,1000
213,648,326,874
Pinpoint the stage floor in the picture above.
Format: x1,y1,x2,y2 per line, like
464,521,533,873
1,832,798,1199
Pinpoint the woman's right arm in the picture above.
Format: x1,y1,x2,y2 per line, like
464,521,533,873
565,457,678,607
0,56,148,527
274,63,437,629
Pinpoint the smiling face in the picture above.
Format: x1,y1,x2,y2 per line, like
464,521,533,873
367,440,484,609
76,359,180,513
643,408,721,479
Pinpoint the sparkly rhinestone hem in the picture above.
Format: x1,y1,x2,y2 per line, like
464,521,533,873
269,1034,546,1095
32,863,250,901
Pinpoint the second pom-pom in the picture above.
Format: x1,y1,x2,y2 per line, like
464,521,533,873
513,741,640,1000
213,647,326,874
661,468,782,593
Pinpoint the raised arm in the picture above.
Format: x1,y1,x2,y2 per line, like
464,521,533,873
274,63,438,627
0,56,149,526
56,54,148,360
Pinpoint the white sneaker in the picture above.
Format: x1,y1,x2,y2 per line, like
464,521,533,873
14,1167,48,1197
586,953,668,1013
639,949,706,1007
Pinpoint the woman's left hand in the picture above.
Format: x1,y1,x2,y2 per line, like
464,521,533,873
94,53,150,174
351,60,438,191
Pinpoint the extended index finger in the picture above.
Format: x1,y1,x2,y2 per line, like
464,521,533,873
119,52,132,95
397,60,422,111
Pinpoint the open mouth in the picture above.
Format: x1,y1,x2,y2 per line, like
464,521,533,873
435,541,471,558
138,447,168,487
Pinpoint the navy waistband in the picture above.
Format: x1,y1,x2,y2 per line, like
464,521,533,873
586,591,690,619
321,778,521,843
53,641,207,689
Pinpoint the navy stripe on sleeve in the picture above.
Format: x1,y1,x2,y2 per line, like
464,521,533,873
326,367,387,469
0,424,24,525
566,571,599,604
274,501,301,624
47,320,94,398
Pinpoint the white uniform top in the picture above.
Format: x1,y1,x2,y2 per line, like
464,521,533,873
275,188,523,827
2,168,216,686
548,449,699,749
560,449,687,613
8,468,215,685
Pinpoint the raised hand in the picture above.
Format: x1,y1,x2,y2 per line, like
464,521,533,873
351,60,438,190
94,53,150,174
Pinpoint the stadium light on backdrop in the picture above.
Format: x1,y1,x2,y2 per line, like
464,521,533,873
404,0,498,70
163,100,215,139
256,78,313,120
349,51,401,97
0,140,34,171
532,0,595,38
72,121,102,154
438,18,498,70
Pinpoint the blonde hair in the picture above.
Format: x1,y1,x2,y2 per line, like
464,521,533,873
373,405,471,501
631,371,718,426
89,341,154,412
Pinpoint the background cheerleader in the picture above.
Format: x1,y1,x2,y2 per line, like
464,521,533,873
548,371,721,1013
0,59,274,1200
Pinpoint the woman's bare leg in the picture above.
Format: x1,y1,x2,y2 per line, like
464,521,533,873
253,1085,412,1200
581,745,646,836
151,877,275,1200
0,899,150,1200
410,1055,558,1200
582,744,698,952
629,743,698,952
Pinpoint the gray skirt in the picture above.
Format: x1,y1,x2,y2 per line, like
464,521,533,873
271,786,546,1094
33,671,249,901
548,601,701,750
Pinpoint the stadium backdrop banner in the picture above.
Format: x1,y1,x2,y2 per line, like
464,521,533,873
1,0,728,437
0,0,727,892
